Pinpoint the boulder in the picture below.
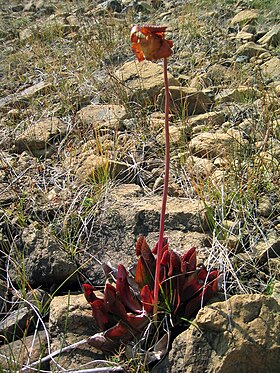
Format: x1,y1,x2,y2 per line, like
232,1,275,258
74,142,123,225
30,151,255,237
167,294,280,373
116,60,179,104
230,10,259,27
205,64,234,86
261,57,280,80
235,42,267,59
188,132,235,158
49,293,104,370
157,86,212,115
184,156,215,179
0,331,48,372
187,111,225,129
75,153,128,182
14,117,67,157
258,25,280,47
215,86,261,103
76,184,211,285
76,104,127,130
10,224,78,290
252,230,280,265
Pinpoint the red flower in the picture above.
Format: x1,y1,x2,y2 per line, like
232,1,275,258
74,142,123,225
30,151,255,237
130,25,173,62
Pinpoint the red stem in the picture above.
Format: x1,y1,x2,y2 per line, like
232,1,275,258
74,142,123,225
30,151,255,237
153,57,170,319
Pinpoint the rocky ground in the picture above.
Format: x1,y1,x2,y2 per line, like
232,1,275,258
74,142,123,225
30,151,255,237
0,0,279,372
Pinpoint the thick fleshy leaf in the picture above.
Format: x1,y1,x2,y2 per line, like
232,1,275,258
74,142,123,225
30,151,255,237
105,320,134,342
116,264,142,314
140,284,154,314
90,299,111,331
87,332,114,352
168,250,181,277
103,283,128,321
126,313,149,330
181,267,206,301
135,236,156,291
152,237,168,255
181,247,196,273
87,321,135,352
82,283,98,303
183,275,219,319
102,262,117,280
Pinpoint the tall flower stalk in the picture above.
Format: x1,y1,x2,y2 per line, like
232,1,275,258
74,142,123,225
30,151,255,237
153,56,171,318
81,26,219,355
130,25,173,319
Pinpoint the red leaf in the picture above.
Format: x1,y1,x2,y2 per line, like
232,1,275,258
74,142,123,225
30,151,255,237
82,283,98,303
126,313,149,330
181,247,196,273
90,299,110,331
140,284,154,314
87,321,137,352
105,320,133,342
152,237,168,254
160,249,170,266
183,295,202,319
104,283,128,321
116,264,142,314
135,236,156,291
168,250,181,277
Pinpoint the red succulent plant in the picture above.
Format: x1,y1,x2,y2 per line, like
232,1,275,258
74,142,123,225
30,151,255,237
83,236,219,353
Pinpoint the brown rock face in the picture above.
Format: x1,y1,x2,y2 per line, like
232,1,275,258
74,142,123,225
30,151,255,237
167,294,280,373
116,60,179,104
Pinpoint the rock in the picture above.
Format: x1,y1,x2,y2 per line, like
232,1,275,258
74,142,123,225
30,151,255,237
188,132,236,158
0,331,48,372
19,27,34,41
156,125,183,146
167,294,280,373
14,117,67,157
235,31,254,41
215,86,261,103
157,86,212,115
76,184,210,285
0,307,34,342
116,60,179,103
49,293,96,336
187,111,225,129
258,25,280,47
0,81,50,109
230,9,259,27
12,224,78,289
205,64,234,85
97,0,123,12
257,195,273,217
261,57,280,80
235,42,267,59
49,293,104,370
75,153,128,182
184,156,215,179
0,183,17,206
76,104,127,130
253,230,280,265
272,281,280,302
